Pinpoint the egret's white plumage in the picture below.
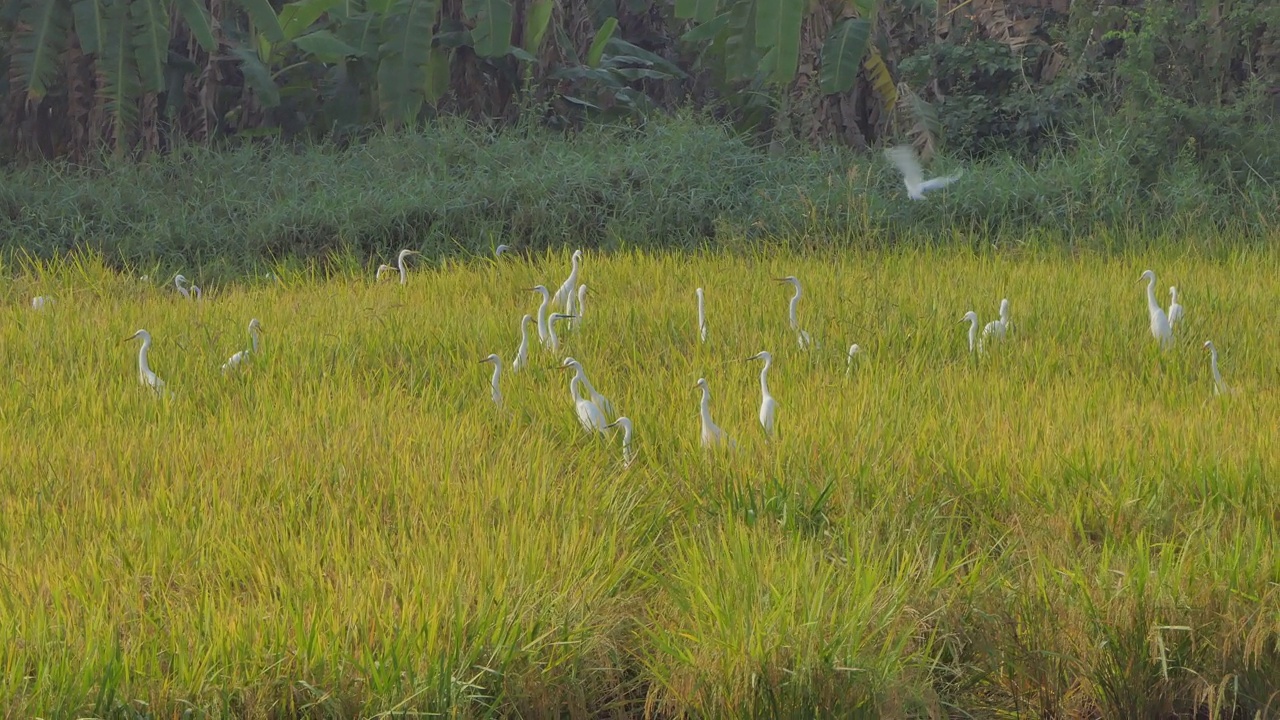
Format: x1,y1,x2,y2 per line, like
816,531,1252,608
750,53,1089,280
395,249,419,285
566,371,607,433
962,311,980,354
846,343,862,375
547,312,575,354
480,353,503,407
375,263,395,281
554,249,583,310
776,276,812,350
512,314,534,372
748,351,778,439
604,416,634,468
695,287,707,343
125,329,166,394
982,298,1010,342
694,377,730,449
1204,341,1230,396
1168,287,1184,327
495,244,511,258
221,318,263,372
531,285,552,345
31,296,52,310
1140,270,1173,349
191,283,203,300
572,284,587,330
560,357,613,418
174,274,191,299
885,145,962,200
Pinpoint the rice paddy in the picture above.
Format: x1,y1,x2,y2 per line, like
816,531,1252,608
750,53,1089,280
1,245,1278,718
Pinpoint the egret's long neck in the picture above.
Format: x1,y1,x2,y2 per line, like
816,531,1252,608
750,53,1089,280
699,387,712,424
519,320,529,344
491,363,501,390
1210,349,1221,381
1000,303,1009,324
569,375,585,403
759,361,771,397
138,338,151,375
968,320,977,351
789,288,800,328
1145,276,1159,311
249,327,260,353
397,255,408,284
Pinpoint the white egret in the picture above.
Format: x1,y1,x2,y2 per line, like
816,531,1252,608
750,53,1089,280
479,353,503,407
31,296,52,310
547,312,576,354
1203,341,1230,396
775,276,812,349
174,274,191,299
191,283,203,300
1168,287,1184,327
982,298,1010,342
494,244,511,258
846,343,862,375
572,284,588,330
563,367,607,433
221,318,264,372
560,357,613,418
512,314,534,372
395,249,419,285
375,263,395,281
604,416,634,468
1140,270,1173,348
962,311,980,354
565,282,577,323
694,377,730,449
530,285,552,345
124,329,166,395
747,351,778,439
884,144,962,200
553,249,583,309
695,287,707,343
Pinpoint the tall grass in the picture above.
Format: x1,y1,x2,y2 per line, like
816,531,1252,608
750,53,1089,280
1,244,1278,717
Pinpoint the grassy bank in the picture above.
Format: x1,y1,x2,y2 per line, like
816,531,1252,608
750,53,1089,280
2,246,1277,717
2,119,1276,283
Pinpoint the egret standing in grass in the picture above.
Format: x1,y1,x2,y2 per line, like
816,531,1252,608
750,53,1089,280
1203,341,1230,395
563,365,607,433
846,343,862,375
479,353,503,407
494,244,511,258
604,416,634,468
747,351,778,439
395,249,419,285
1140,270,1173,349
554,249,583,310
1168,287,1184,328
962,311,980,354
884,144,962,200
125,329,166,395
31,296,52,310
775,276,812,349
572,284,588,330
547,313,576,354
222,318,264,372
530,285,552,345
982,298,1010,343
696,287,707,343
694,377,730,449
560,357,613,418
174,274,192,299
512,314,534,372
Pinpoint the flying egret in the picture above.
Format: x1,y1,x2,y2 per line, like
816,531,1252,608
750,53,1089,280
512,314,534,372
174,274,191,299
747,351,778,439
563,367,607,433
695,287,707,343
846,343,862,375
1140,270,1173,349
547,313,576,354
884,145,963,200
604,416,634,468
124,329,167,395
530,285,552,345
962,311,980,354
221,318,264,372
553,249,583,309
1168,287,1184,327
1203,341,1230,395
560,357,613,418
479,353,503,407
694,377,730,449
982,298,1010,343
395,249,419,285
375,263,395,281
775,276,813,349
572,284,588,330
31,296,52,310
494,244,511,258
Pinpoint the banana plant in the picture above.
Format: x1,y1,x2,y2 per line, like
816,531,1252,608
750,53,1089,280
551,18,687,118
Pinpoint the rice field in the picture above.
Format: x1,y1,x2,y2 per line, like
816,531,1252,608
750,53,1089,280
1,246,1278,718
